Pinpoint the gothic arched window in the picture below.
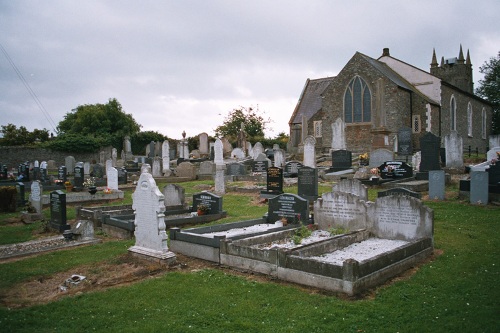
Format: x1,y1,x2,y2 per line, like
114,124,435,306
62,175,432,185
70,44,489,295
450,96,457,131
344,76,371,123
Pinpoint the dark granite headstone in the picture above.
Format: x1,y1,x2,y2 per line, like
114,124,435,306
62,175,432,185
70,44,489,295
226,163,246,176
15,182,26,206
252,160,268,173
378,161,413,179
50,190,69,232
330,149,352,172
377,187,421,199
298,166,318,201
486,163,500,185
266,167,283,194
148,141,155,158
118,167,128,185
268,193,308,224
0,165,7,179
284,161,303,177
58,166,67,182
74,165,84,188
419,132,441,172
192,192,222,215
92,164,104,178
398,126,413,155
33,167,40,181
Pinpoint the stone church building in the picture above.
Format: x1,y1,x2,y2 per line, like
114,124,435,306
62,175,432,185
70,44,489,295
288,46,493,157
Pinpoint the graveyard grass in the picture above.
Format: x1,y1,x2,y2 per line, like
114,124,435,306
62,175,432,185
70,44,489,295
0,183,499,332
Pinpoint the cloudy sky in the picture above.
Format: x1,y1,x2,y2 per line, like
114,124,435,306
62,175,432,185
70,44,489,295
1,0,499,140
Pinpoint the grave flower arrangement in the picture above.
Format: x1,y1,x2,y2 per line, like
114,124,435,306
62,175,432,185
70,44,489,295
196,203,210,215
64,181,72,187
358,152,369,166
83,177,96,188
103,188,112,194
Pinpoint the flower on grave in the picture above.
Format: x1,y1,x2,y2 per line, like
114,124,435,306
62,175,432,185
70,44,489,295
64,181,72,186
83,177,96,188
358,153,369,160
103,188,112,194
370,168,380,175
197,203,210,213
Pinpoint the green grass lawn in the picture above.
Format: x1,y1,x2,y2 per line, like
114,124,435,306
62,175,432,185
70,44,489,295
0,180,498,332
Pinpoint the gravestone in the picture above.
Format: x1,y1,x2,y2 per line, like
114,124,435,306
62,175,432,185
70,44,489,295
214,139,226,195
470,171,488,204
221,137,233,157
49,190,69,232
314,192,368,231
378,161,413,179
273,149,285,168
268,193,308,224
412,151,421,171
444,131,464,169
428,170,445,200
128,171,176,262
105,159,113,175
176,162,197,180
332,178,368,201
486,147,500,163
252,142,264,158
487,163,500,185
198,160,215,178
331,118,346,150
252,160,268,173
284,161,303,177
192,191,223,215
107,167,119,190
92,164,104,178
419,132,441,172
71,220,94,240
141,163,151,174
199,132,209,155
397,126,413,155
163,184,185,208
264,166,283,195
112,148,117,166
226,163,246,176
65,156,76,175
152,157,162,177
369,148,394,168
74,165,84,188
162,141,171,176
33,160,40,181
84,162,90,176
30,181,43,213
377,187,421,199
303,135,316,168
231,148,245,159
57,166,67,183
214,138,224,165
118,167,128,185
297,166,318,201
330,149,352,172
148,141,155,158
47,160,57,171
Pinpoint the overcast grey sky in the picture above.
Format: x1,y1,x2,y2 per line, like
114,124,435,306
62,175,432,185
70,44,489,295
1,0,499,140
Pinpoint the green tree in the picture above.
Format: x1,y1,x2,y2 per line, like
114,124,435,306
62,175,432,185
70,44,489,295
131,131,168,155
0,123,49,146
214,106,270,144
476,52,500,134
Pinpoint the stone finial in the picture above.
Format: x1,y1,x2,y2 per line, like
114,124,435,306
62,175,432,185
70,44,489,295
431,48,438,68
457,44,465,64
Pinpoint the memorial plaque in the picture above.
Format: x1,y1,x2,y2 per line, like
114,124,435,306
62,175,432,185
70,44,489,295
298,166,318,200
330,149,352,172
268,193,308,224
419,132,441,172
398,126,413,155
192,192,222,214
378,161,413,179
266,167,283,194
284,161,303,177
252,160,268,173
57,166,67,182
49,190,69,232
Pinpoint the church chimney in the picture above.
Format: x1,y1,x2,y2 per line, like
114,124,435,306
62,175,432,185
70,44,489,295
382,48,390,57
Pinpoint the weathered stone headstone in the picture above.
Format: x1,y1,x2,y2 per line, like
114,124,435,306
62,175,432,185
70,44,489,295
273,149,285,168
176,162,197,180
314,192,368,231
297,166,318,201
49,190,69,232
331,117,346,151
214,138,224,165
397,126,413,155
268,193,308,224
378,161,413,179
370,195,433,241
419,132,441,172
377,187,421,199
252,142,264,158
221,137,233,157
192,191,223,215
30,181,42,213
92,164,104,178
65,156,76,175
470,171,489,204
112,148,117,166
83,162,90,176
330,149,352,172
107,167,119,190
226,163,246,176
163,184,185,208
231,148,245,159
429,170,445,200
162,141,171,176
284,161,303,177
152,157,162,177
199,132,209,156
128,172,176,262
444,131,464,169
303,135,316,168
71,220,94,240
332,178,368,201
198,160,215,178
369,148,394,168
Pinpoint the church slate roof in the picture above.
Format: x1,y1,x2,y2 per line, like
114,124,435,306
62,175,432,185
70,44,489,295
289,77,334,125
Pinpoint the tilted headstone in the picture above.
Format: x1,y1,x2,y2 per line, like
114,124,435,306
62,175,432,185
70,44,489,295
303,135,316,168
268,193,308,224
470,171,488,205
107,167,119,190
128,172,176,261
71,220,94,240
314,191,368,231
419,132,441,172
330,149,352,172
163,184,185,208
332,178,368,201
398,126,413,155
428,170,445,200
192,191,223,215
297,166,318,201
444,131,464,169
49,190,69,232
369,148,394,168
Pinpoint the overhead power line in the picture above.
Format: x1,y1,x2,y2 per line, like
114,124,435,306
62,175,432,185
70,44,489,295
0,42,58,132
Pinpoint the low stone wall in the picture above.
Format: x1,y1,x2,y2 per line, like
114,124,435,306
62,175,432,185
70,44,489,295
0,146,100,169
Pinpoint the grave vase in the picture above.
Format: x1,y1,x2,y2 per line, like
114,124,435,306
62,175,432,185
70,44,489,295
88,186,97,195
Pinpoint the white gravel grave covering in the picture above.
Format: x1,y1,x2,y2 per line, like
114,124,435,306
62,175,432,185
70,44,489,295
310,238,409,265
202,221,285,238
257,230,333,250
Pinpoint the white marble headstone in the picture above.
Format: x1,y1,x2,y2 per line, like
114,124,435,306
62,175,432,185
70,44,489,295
303,136,316,168
107,167,119,190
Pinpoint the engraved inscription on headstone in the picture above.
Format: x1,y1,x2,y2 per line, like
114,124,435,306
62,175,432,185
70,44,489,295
298,166,318,200
268,193,308,224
